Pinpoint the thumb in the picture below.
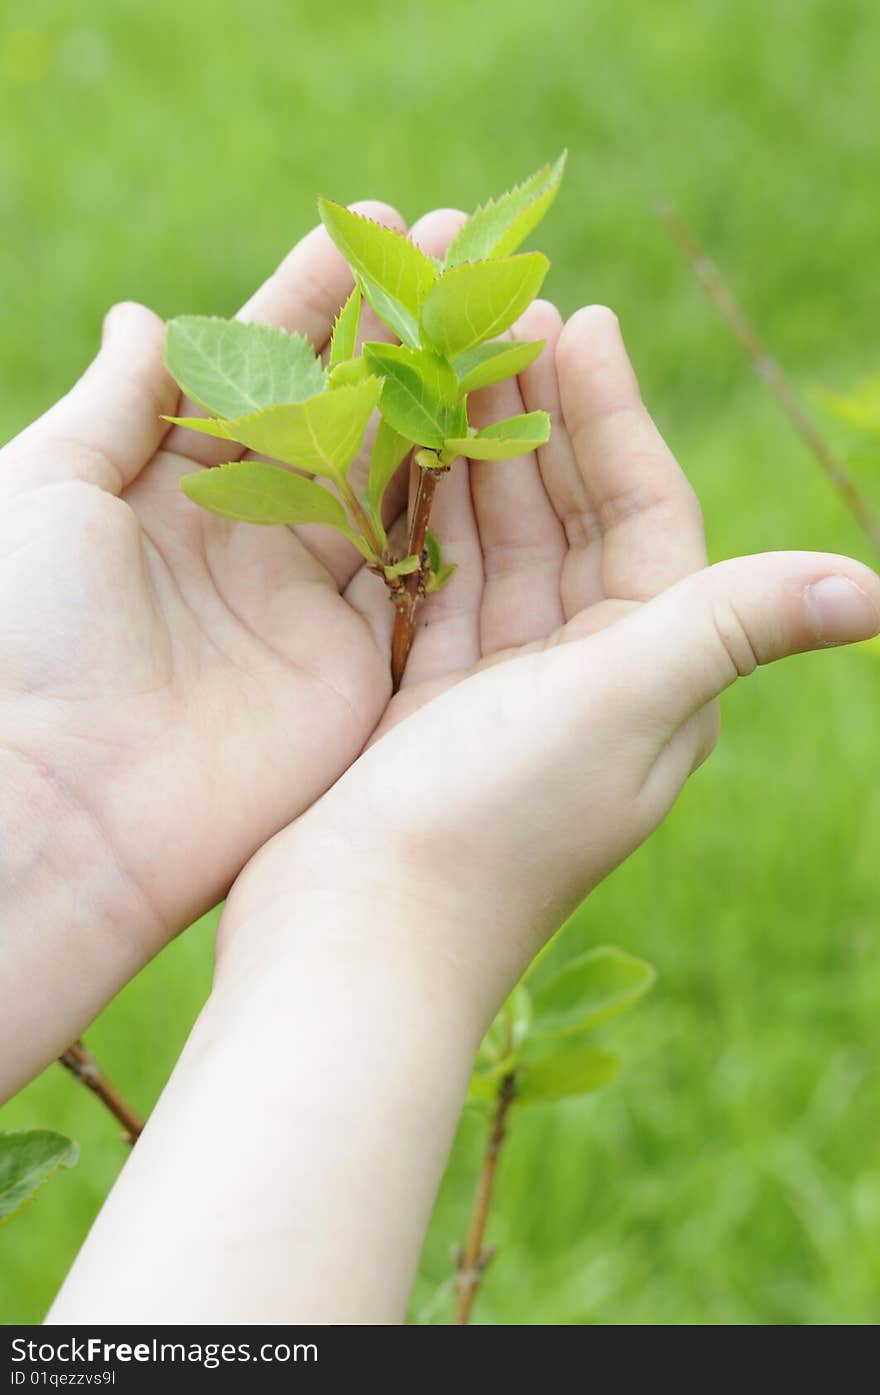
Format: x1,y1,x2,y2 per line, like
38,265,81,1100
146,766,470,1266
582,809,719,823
2,301,175,499
594,550,880,732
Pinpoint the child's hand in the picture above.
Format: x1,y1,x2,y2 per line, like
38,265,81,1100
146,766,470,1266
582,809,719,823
222,290,880,1017
50,271,880,1326
0,203,462,1094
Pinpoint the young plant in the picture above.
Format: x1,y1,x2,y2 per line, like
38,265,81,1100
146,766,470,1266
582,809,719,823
162,153,567,687
452,945,655,1324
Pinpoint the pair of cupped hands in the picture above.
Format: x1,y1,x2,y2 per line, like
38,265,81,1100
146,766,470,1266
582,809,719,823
3,203,879,1100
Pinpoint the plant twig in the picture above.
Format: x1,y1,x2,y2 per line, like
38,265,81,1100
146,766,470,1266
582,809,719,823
657,200,880,557
58,1039,144,1145
390,463,440,690
454,1071,516,1325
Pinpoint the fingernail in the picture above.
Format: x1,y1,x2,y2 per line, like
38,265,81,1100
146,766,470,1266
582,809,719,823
804,575,880,645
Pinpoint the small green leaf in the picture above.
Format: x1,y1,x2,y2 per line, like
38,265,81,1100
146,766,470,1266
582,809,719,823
367,418,410,543
530,946,656,1039
329,285,362,369
425,528,443,576
445,152,568,267
425,562,456,594
329,356,370,388
476,984,533,1070
317,200,437,347
164,316,326,418
0,1131,79,1224
444,410,550,461
420,254,550,359
166,378,382,482
384,554,420,579
453,339,546,395
180,461,352,530
423,528,457,593
365,342,465,449
814,378,880,437
516,1045,619,1106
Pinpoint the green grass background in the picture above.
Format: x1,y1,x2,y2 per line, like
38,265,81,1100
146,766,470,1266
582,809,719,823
1,0,879,1325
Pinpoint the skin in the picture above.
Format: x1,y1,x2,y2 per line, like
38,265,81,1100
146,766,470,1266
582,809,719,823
36,217,880,1323
0,203,460,1093
0,202,712,1093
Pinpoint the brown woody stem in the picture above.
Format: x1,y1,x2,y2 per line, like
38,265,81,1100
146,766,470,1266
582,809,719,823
390,464,440,691
657,200,880,557
59,1039,144,1145
453,1071,516,1325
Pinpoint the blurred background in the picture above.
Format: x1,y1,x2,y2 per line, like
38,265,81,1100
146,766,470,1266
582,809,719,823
1,0,879,1325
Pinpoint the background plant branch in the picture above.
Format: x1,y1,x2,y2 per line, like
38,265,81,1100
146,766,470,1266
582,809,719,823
454,1070,516,1325
59,1040,144,1145
657,201,880,557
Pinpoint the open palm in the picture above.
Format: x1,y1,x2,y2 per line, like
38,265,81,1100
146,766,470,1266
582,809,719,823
0,203,706,1083
355,209,707,742
0,204,411,1041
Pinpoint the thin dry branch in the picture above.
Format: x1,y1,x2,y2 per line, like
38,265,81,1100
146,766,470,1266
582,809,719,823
657,201,880,557
59,1039,144,1144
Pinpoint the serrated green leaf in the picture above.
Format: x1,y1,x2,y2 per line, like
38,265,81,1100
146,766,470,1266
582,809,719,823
367,342,459,406
164,316,326,418
445,152,567,267
365,342,465,449
516,1045,619,1106
444,410,550,461
329,285,362,369
366,418,410,544
180,461,352,531
530,946,656,1039
453,339,546,395
317,200,437,347
166,378,381,482
0,1131,79,1224
421,254,549,359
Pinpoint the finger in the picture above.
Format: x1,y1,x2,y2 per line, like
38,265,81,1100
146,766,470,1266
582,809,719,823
556,305,706,603
164,201,405,467
589,551,880,750
517,299,604,616
2,302,176,497
468,307,566,653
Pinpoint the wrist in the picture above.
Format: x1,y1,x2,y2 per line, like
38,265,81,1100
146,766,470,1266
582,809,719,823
216,825,535,1038
215,874,489,1046
55,858,488,1323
